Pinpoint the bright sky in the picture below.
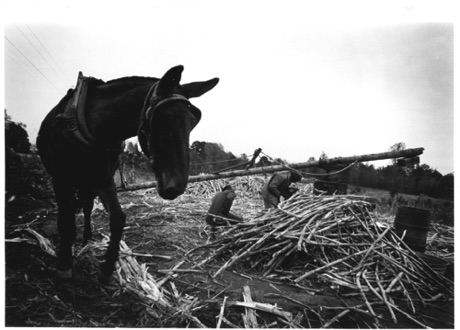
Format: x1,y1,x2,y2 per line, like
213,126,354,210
1,0,456,174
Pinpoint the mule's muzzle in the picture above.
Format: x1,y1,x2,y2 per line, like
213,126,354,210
157,172,186,200
159,187,182,200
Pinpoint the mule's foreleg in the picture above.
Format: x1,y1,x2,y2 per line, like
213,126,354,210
77,188,96,245
52,178,77,279
98,180,126,283
82,198,94,245
83,200,94,245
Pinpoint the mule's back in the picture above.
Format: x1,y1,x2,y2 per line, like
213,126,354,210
37,78,123,188
37,89,75,176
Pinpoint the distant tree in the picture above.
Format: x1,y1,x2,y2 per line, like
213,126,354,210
410,164,443,196
302,156,325,176
256,156,270,167
390,142,406,152
319,151,328,161
273,157,287,165
4,109,31,153
191,141,206,154
381,164,410,192
189,141,245,175
389,142,406,165
441,173,454,199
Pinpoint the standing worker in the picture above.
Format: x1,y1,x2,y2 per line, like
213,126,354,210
205,185,243,237
261,170,302,208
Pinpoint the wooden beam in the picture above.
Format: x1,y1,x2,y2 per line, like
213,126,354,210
118,147,424,192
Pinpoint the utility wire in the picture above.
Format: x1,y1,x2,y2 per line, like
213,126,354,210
15,24,70,88
5,43,51,84
25,24,73,85
5,46,60,92
4,35,63,94
191,158,242,166
4,49,23,68
260,151,357,177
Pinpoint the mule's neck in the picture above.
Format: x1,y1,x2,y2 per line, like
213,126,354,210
85,78,157,145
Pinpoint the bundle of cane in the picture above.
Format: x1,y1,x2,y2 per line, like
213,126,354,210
188,193,453,325
80,236,204,326
427,223,454,257
185,180,227,197
185,176,267,199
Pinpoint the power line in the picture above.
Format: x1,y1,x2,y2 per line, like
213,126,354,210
4,49,24,68
4,35,63,94
15,24,70,88
5,46,59,92
25,24,73,86
5,43,47,81
191,158,242,166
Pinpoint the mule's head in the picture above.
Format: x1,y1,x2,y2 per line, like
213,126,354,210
138,65,219,200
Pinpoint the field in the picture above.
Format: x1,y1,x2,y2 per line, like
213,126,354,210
4,155,454,328
347,185,454,226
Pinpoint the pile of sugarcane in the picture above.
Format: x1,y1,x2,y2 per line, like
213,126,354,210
185,176,312,199
188,193,453,327
185,176,266,199
427,223,454,257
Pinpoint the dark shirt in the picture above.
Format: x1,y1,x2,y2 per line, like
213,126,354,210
205,190,236,224
263,171,293,199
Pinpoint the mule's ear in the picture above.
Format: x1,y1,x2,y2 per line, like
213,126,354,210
156,65,184,96
180,78,219,98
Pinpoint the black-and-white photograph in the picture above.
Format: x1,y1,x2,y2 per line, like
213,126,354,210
2,1,455,328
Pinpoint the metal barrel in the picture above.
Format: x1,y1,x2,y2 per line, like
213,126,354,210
394,206,431,252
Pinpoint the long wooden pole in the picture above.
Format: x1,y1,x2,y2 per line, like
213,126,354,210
119,147,424,192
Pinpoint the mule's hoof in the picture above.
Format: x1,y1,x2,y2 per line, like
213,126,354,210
56,268,73,279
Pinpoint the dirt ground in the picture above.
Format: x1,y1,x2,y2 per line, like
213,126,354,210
4,184,454,328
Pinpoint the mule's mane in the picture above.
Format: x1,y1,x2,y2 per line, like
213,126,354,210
90,76,158,95
105,76,158,85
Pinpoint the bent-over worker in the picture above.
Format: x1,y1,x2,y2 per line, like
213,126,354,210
205,185,243,235
261,170,302,209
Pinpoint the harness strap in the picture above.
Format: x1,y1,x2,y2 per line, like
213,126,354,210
60,72,123,153
74,73,99,145
138,92,190,157
143,94,190,119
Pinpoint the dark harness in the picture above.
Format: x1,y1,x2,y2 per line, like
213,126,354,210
58,72,123,154
137,83,196,158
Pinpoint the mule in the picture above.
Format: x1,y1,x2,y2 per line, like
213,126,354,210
37,65,219,282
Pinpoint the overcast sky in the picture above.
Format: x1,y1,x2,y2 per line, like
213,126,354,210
2,0,456,174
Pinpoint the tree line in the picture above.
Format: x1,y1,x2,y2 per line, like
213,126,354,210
4,110,454,201
307,144,454,200
337,162,453,200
